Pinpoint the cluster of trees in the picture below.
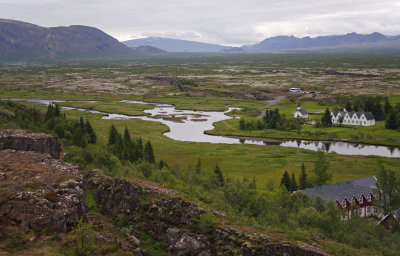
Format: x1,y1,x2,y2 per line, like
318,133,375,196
280,163,308,192
376,163,400,214
341,96,400,130
280,148,331,192
343,96,387,121
385,103,400,130
4,100,400,255
7,102,97,148
108,125,154,164
239,108,303,131
183,164,399,255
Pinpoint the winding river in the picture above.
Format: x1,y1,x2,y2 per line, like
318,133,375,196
7,98,400,158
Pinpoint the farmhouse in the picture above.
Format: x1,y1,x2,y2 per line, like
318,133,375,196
301,176,384,220
331,110,375,126
293,104,308,118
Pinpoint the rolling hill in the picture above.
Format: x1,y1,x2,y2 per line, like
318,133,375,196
0,19,136,61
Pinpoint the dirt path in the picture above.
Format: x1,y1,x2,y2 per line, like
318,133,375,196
257,96,285,119
222,120,238,131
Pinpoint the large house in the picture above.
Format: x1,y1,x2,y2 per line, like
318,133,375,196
331,110,375,126
293,104,308,118
301,176,384,220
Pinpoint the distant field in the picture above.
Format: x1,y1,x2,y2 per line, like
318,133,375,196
210,98,400,146
1,52,400,191
16,99,400,193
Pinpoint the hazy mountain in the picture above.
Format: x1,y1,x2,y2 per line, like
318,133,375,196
131,45,168,55
249,32,398,51
123,37,231,52
0,19,135,61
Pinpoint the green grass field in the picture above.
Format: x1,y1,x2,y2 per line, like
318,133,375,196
210,98,400,146
42,100,399,192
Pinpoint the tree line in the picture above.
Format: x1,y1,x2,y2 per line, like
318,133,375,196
280,148,331,192
107,124,155,164
239,108,303,131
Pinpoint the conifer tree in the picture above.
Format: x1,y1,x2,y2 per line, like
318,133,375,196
108,124,118,145
280,171,291,191
85,120,97,144
113,134,124,159
122,127,132,161
136,137,144,160
299,163,308,190
290,172,298,192
144,140,155,163
45,103,54,121
374,101,385,121
54,104,61,118
79,117,85,132
384,98,392,117
214,165,224,187
314,149,331,186
385,111,398,130
345,101,352,111
321,108,332,127
72,128,87,148
124,127,131,141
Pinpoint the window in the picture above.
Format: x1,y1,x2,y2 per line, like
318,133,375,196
374,207,378,214
358,209,362,216
367,206,370,213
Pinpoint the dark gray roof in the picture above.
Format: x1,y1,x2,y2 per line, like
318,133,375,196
300,176,377,203
347,111,356,118
300,109,308,115
355,112,363,118
332,110,345,118
364,112,375,120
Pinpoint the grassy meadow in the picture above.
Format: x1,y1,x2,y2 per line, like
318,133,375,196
17,98,400,193
1,52,400,191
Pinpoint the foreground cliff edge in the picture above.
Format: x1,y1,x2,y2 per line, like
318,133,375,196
0,129,329,255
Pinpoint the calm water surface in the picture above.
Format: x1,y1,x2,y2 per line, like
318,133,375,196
7,98,400,158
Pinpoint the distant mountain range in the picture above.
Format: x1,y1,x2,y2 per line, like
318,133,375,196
0,19,136,61
1,18,400,62
123,37,232,52
250,32,399,51
124,33,400,52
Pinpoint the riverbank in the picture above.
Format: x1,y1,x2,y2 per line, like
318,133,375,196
8,97,399,157
208,117,400,148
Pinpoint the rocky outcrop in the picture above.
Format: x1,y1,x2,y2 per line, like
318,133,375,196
0,149,85,233
87,170,212,255
214,226,330,256
0,129,331,255
87,170,330,256
0,129,62,158
167,228,211,256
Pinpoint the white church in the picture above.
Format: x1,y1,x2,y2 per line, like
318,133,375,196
331,110,375,126
293,104,308,118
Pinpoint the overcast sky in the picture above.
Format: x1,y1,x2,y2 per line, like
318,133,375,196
1,0,400,46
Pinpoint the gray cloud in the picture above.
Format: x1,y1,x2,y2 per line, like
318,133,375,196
1,0,399,45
